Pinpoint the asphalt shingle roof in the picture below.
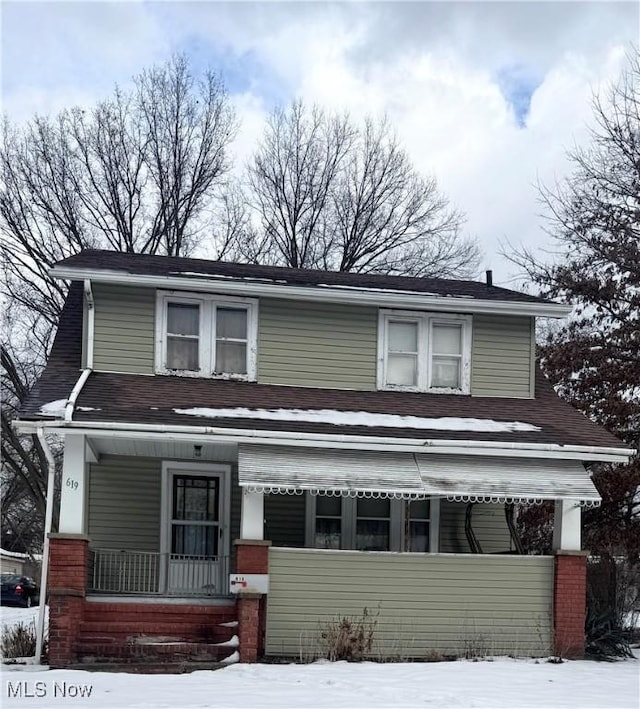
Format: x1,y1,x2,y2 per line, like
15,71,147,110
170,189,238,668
54,250,549,304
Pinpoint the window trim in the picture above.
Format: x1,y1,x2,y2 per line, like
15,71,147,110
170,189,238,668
155,290,258,380
377,309,472,394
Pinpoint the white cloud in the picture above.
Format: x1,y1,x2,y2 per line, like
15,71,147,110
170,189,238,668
2,1,636,284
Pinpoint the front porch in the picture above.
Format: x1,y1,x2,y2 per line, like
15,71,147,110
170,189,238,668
46,432,593,667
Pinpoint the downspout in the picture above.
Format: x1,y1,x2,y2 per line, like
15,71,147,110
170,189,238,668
35,428,56,665
64,279,94,423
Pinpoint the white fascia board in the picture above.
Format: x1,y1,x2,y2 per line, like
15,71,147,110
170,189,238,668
49,266,572,318
13,419,633,462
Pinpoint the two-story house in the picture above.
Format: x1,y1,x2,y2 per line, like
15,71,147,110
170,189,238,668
17,250,633,668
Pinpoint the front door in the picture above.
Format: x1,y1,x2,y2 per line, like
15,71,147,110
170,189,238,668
162,465,229,595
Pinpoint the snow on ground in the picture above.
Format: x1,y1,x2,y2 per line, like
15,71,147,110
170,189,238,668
1,606,46,633
2,654,638,709
2,608,638,708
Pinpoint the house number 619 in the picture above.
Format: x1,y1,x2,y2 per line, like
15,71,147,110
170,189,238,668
65,478,79,491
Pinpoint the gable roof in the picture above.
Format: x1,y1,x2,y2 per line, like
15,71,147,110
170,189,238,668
49,250,570,318
17,281,629,461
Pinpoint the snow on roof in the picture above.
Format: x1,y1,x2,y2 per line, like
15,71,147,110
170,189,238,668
172,407,540,433
38,399,67,417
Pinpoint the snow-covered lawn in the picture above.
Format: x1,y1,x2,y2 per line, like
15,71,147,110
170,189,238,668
2,608,638,708
1,606,46,633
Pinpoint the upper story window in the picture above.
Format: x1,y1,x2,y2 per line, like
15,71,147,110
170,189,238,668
378,310,472,393
156,292,257,379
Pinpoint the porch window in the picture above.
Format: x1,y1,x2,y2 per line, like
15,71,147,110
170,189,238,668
356,498,390,551
314,496,342,549
307,495,436,552
157,292,257,379
406,499,430,552
378,310,471,393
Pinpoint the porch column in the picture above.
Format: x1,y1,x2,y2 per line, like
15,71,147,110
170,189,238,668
552,498,586,658
552,498,581,551
47,534,90,667
240,489,264,540
234,540,271,663
58,434,88,534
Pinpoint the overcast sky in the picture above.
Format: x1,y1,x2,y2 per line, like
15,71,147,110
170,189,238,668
3,1,638,286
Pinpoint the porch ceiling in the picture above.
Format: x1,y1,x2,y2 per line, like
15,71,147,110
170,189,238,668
88,436,238,462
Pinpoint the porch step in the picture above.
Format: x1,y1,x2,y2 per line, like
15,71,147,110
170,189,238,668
75,638,237,665
75,600,239,666
67,661,230,674
78,621,234,644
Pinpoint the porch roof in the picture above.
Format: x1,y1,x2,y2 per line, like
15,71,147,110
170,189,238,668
238,444,601,504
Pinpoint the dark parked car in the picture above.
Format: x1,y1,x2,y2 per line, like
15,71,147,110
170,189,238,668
0,574,39,608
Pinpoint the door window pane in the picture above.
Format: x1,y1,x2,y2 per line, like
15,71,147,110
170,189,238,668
172,524,218,556
173,477,219,522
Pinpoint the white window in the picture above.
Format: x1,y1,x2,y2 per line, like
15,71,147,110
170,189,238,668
306,495,439,552
378,310,471,393
156,292,257,379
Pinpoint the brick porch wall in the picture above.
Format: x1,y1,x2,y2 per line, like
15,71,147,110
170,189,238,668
553,552,587,659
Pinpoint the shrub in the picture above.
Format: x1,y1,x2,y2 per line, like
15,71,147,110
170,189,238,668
1,622,39,659
586,558,634,660
320,607,379,662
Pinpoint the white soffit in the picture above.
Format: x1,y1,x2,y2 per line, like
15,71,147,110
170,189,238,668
49,267,572,318
238,444,426,499
415,454,601,505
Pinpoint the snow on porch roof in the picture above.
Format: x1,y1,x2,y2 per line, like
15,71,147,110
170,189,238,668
238,445,601,505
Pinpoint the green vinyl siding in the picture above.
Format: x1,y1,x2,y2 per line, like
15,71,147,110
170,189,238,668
88,455,161,552
258,299,378,389
439,501,513,554
92,283,155,374
265,494,306,548
266,548,553,658
471,315,534,398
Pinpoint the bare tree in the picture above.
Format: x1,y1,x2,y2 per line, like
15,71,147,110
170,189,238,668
0,54,238,552
509,51,640,564
246,102,478,276
247,100,356,269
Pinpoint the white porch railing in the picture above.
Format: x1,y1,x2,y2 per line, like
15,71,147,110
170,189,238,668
88,548,229,596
